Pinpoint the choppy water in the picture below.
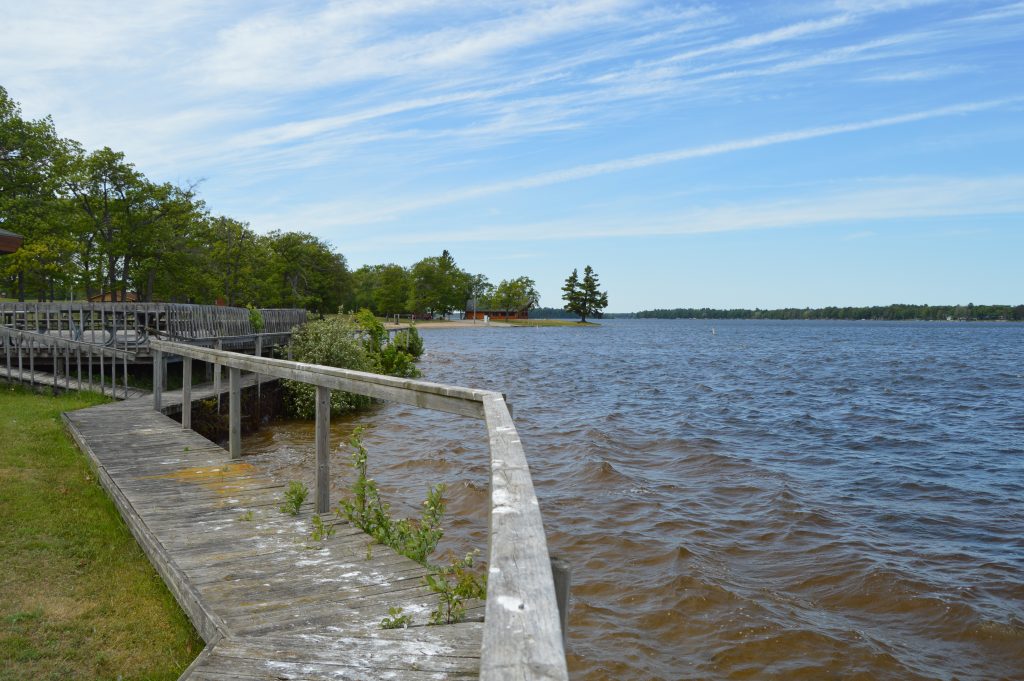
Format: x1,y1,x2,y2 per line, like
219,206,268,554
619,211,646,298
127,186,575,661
244,319,1024,680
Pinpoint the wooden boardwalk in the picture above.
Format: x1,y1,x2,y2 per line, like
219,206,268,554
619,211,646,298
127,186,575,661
63,380,483,680
0,363,147,399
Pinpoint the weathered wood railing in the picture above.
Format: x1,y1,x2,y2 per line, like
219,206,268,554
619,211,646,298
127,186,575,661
1,326,136,397
0,302,307,350
149,338,568,681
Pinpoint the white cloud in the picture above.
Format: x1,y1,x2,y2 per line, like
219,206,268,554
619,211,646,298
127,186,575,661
271,97,1018,228
342,175,1024,248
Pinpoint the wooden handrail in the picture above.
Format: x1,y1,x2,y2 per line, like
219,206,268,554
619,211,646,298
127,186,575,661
0,302,307,347
0,326,137,360
148,338,568,681
1,326,135,398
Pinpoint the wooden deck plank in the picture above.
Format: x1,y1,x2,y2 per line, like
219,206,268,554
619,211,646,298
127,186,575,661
61,386,482,680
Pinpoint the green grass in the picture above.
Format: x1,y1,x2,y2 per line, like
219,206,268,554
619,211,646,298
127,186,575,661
0,384,201,680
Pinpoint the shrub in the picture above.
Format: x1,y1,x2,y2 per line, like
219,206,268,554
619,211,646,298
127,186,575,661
247,304,265,333
283,314,373,418
393,325,424,358
354,308,420,378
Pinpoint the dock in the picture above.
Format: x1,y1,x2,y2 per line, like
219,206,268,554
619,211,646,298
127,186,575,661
30,331,567,680
63,377,484,679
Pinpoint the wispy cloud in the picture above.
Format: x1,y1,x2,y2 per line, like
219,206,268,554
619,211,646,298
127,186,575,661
274,97,1019,228
340,175,1024,249
859,65,974,81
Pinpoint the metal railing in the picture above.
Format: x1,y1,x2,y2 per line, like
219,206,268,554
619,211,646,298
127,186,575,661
149,338,569,681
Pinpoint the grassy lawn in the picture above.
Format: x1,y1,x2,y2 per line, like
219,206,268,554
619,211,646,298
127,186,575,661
0,384,201,680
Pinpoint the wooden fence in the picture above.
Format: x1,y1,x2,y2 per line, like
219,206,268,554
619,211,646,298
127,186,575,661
149,338,569,681
0,302,308,348
1,326,136,398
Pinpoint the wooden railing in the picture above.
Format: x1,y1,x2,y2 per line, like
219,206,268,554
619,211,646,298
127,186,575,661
1,326,136,398
148,338,569,681
0,302,307,349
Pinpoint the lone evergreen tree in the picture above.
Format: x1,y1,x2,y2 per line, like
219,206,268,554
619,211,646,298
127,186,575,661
561,265,608,322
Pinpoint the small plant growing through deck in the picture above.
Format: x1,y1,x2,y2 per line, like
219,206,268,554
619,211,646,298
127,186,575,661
380,606,412,630
310,513,335,542
426,552,487,625
237,510,254,522
333,428,487,628
336,428,445,564
280,481,309,516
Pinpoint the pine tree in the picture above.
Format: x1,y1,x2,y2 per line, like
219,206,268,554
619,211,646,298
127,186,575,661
561,265,608,322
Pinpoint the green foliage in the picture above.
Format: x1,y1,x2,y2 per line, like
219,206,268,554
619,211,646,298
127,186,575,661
310,513,336,542
426,552,488,625
393,325,424,358
283,314,373,418
355,308,421,378
484,276,540,315
380,606,413,630
336,429,445,565
279,481,309,516
263,230,350,313
355,308,389,353
351,263,412,315
237,510,254,522
407,249,470,318
562,265,609,323
247,304,265,332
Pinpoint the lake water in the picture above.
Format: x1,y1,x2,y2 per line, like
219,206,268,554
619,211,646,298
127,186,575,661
244,319,1024,680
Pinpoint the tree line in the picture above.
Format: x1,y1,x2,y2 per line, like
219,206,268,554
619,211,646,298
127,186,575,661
349,252,540,319
636,304,1024,321
2,86,542,316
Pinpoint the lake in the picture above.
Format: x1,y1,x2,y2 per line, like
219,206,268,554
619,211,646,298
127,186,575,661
244,319,1024,680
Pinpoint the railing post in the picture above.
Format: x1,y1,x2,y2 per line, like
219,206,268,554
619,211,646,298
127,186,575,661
229,366,241,460
551,557,572,648
214,339,222,410
315,385,331,513
255,335,263,425
153,348,163,411
181,357,192,430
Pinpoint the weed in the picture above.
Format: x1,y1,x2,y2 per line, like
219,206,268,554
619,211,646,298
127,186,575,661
310,513,336,542
380,606,413,630
280,480,309,516
336,428,444,563
334,428,487,625
237,510,254,522
426,552,487,625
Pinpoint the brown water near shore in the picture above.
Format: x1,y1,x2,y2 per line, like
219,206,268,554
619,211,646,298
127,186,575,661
243,320,1024,680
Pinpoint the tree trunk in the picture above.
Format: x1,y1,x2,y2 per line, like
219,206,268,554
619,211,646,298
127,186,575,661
107,253,118,302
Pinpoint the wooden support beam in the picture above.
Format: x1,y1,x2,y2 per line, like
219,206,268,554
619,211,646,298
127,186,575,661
315,385,331,514
229,367,241,460
550,556,571,648
153,348,163,411
214,338,222,411
182,357,192,430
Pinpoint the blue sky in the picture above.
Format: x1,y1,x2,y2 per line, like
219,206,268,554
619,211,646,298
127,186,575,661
3,1,1022,311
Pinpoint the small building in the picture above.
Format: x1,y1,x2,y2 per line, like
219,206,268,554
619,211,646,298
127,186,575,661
464,308,530,321
0,228,24,255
